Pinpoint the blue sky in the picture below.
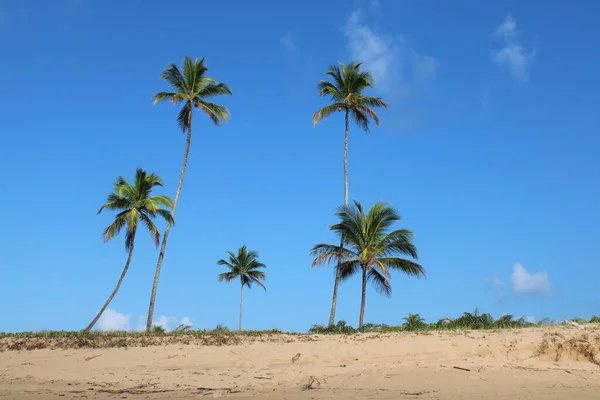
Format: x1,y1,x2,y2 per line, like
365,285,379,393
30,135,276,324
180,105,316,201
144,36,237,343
1,0,599,332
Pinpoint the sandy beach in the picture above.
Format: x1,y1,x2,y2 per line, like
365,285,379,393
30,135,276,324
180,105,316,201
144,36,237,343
1,326,599,399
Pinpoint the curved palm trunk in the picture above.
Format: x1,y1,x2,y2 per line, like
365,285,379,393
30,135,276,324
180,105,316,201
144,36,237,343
239,280,244,331
146,124,192,331
85,231,136,332
327,110,350,327
358,265,367,329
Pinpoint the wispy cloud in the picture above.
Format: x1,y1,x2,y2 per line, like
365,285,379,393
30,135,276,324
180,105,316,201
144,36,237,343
487,275,506,301
280,31,296,55
343,10,437,97
97,309,131,331
511,263,551,296
491,15,534,82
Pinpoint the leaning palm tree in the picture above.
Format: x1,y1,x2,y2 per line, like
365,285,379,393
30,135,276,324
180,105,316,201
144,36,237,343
147,56,231,331
217,246,267,331
85,169,174,332
311,200,424,329
313,61,388,327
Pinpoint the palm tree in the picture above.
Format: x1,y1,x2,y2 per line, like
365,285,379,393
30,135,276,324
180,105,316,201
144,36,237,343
311,200,425,329
217,246,267,331
147,56,231,331
85,169,174,332
313,61,388,326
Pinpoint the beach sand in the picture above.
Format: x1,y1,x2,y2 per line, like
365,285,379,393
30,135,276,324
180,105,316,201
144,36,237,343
1,326,599,399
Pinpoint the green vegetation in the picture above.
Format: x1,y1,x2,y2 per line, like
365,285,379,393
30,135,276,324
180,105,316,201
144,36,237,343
147,56,232,332
217,246,267,331
3,312,598,351
84,169,174,332
311,200,425,329
308,312,600,334
312,61,388,327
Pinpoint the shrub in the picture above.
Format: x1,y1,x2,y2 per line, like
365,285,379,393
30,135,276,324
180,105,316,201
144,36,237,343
309,320,356,334
402,313,427,331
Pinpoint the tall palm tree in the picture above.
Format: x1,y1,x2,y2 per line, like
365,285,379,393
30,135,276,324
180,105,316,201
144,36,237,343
311,200,425,329
312,61,388,326
85,169,174,332
217,246,267,331
147,56,231,331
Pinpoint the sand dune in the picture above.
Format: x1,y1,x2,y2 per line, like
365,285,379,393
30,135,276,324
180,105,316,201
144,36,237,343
1,326,599,399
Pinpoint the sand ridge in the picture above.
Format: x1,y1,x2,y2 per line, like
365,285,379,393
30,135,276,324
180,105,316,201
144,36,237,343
1,326,599,399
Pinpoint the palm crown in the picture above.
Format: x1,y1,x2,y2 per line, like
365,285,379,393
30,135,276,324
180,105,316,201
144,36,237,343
153,55,232,132
98,168,174,250
218,246,267,290
312,61,388,130
311,200,425,328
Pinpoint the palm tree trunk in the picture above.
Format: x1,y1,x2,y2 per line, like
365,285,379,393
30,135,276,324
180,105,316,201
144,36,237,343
239,279,244,331
359,265,367,330
327,109,350,327
85,231,136,332
146,123,192,331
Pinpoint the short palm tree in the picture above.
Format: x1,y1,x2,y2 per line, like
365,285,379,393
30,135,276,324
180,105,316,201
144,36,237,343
147,56,231,331
217,246,267,331
311,200,425,329
85,169,174,332
313,61,388,326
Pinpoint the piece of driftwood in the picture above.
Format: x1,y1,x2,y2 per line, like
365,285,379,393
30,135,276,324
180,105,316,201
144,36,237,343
453,366,471,372
564,319,585,329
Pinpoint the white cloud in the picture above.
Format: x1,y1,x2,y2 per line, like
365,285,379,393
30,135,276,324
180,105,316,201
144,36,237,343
154,315,172,331
491,14,534,82
525,316,536,323
180,316,193,327
343,10,437,95
280,31,296,54
97,309,131,331
511,263,551,295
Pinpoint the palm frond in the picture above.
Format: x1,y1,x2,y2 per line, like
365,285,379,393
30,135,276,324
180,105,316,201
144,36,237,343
195,100,229,125
368,267,392,296
338,260,361,281
313,104,343,126
350,108,371,132
218,271,237,282
154,209,174,226
98,193,132,214
355,104,380,127
378,229,418,259
102,211,128,244
177,100,193,133
377,257,425,278
143,195,174,211
325,63,345,91
366,202,400,243
139,212,160,247
357,96,388,109
198,82,232,98
159,62,188,93
310,243,358,267
217,259,235,269
152,92,187,105
317,81,344,102
183,56,207,94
